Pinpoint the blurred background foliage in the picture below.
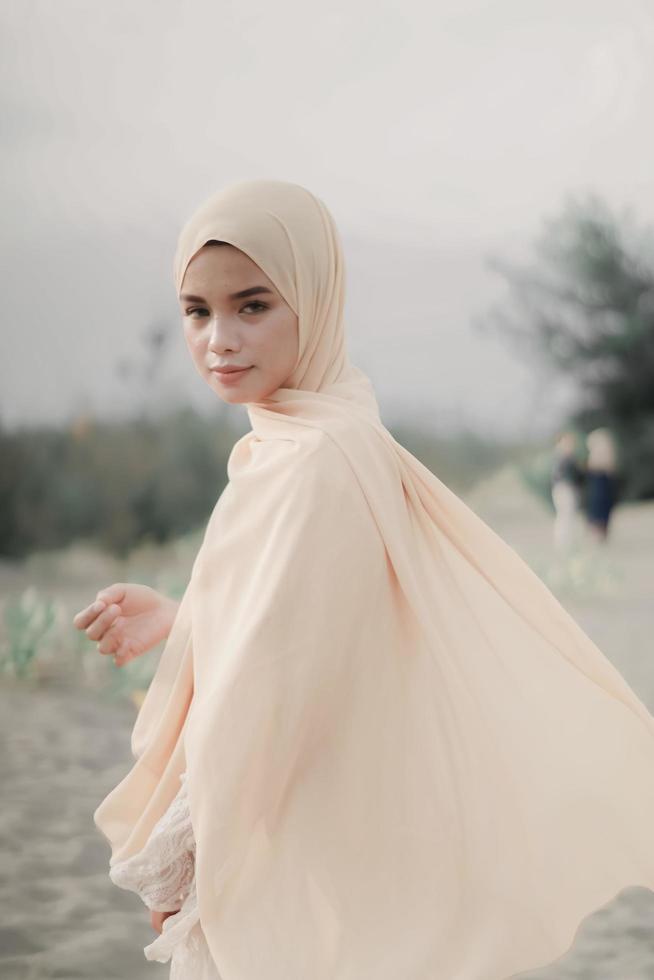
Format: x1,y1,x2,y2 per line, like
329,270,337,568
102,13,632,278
0,408,241,559
476,193,654,501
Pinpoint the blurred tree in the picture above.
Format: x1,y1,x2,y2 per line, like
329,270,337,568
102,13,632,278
475,194,654,500
0,407,239,559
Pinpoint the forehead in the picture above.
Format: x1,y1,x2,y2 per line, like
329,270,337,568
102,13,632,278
178,237,293,309
180,244,275,293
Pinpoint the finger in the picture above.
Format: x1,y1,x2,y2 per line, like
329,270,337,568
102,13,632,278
99,629,133,660
151,910,166,933
98,628,121,656
86,604,121,642
113,638,135,664
72,599,106,629
96,583,127,607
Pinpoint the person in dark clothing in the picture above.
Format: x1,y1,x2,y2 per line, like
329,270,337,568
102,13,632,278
584,427,618,543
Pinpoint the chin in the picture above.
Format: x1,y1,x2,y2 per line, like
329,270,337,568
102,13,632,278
207,369,285,405
207,371,250,405
212,383,267,406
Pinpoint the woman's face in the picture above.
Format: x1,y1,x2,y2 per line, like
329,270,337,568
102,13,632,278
178,243,299,404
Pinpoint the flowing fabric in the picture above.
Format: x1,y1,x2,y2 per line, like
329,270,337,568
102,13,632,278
94,179,654,980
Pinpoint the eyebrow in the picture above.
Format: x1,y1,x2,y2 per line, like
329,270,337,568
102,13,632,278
179,286,275,302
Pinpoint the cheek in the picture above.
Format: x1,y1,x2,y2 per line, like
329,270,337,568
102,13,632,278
184,329,205,359
257,313,298,367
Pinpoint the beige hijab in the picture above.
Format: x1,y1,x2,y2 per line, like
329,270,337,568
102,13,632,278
94,179,654,980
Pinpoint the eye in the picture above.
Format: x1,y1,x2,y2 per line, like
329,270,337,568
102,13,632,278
241,301,269,314
183,302,269,318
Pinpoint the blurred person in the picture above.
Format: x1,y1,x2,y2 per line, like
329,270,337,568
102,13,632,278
75,180,654,980
550,430,585,553
585,426,619,544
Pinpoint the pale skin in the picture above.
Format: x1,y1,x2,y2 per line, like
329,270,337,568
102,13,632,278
73,242,299,933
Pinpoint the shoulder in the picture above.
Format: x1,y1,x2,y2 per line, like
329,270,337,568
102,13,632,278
230,425,355,497
225,425,378,545
203,423,383,575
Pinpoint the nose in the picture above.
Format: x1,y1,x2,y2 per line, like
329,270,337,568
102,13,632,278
207,314,242,354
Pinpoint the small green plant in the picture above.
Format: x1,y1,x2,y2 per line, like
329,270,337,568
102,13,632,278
0,586,60,679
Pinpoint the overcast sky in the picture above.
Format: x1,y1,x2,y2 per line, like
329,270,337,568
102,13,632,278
2,0,653,440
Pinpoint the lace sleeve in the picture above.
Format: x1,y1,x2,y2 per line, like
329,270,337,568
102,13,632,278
109,772,196,912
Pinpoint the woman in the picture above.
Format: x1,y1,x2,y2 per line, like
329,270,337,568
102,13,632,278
550,430,585,553
78,179,654,980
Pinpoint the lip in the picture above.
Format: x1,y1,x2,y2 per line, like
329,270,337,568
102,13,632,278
210,365,252,381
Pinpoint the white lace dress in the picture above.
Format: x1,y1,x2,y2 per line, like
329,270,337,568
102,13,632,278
108,772,222,980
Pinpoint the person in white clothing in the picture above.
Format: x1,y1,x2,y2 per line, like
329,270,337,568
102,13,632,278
550,430,585,553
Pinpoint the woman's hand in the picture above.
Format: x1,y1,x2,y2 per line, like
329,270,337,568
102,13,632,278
150,908,179,934
72,583,180,667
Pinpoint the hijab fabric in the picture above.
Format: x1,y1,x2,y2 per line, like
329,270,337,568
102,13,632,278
94,179,654,980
